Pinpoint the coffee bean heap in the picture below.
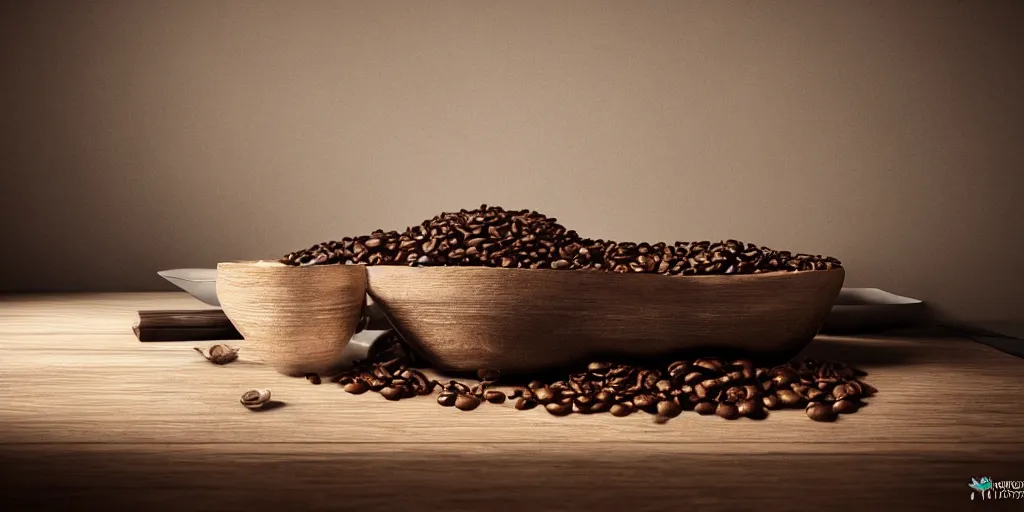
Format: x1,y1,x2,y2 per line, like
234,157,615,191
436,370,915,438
327,344,874,423
280,205,841,275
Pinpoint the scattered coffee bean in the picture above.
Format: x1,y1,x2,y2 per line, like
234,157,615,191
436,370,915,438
806,402,837,422
534,386,556,404
437,392,457,407
715,402,740,420
776,389,803,407
832,399,859,414
610,403,635,417
656,399,682,418
330,338,875,423
515,397,538,410
455,394,481,411
380,386,403,401
240,388,271,410
195,344,239,365
545,402,572,416
694,401,717,415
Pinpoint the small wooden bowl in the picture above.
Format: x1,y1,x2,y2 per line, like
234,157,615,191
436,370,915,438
216,261,366,376
366,267,845,374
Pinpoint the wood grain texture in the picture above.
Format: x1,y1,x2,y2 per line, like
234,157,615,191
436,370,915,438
367,266,845,372
217,262,366,376
1,293,1023,511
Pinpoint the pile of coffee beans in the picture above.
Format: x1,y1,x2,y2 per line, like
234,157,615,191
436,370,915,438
280,205,841,275
326,341,874,423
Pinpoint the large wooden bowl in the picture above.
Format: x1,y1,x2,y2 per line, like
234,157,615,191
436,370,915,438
366,267,845,374
217,261,366,376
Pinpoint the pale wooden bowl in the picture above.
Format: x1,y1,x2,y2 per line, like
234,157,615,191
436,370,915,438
216,261,366,376
366,267,845,374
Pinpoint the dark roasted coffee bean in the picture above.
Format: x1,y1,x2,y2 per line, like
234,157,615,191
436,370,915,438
655,379,673,393
656,399,682,418
484,390,506,404
684,372,704,385
455,394,481,411
515,397,537,410
380,386,403,401
534,386,555,404
545,402,572,416
832,399,859,414
437,392,457,407
806,402,836,422
776,390,802,407
594,390,613,403
305,374,321,385
694,401,716,415
725,386,745,403
736,400,759,417
653,415,670,424
633,394,655,408
715,402,740,420
527,380,544,390
610,403,634,417
343,381,369,394
694,359,723,372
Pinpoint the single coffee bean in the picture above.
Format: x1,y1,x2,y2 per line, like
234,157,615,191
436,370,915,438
437,392,457,407
343,381,369,394
806,402,836,422
380,386,403,401
653,415,670,424
305,374,321,385
515,397,537,410
656,399,682,418
633,394,655,409
527,380,544,390
545,402,572,416
534,386,555,404
684,372,704,385
694,359,722,372
610,403,634,417
776,389,802,407
736,400,758,417
694,401,716,415
589,401,611,413
455,394,482,411
832,399,859,414
484,390,506,404
715,402,740,420
655,379,673,393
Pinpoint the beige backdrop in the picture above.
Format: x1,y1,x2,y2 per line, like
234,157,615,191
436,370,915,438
2,0,1021,323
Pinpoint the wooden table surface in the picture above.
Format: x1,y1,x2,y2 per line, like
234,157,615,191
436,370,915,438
1,293,1023,511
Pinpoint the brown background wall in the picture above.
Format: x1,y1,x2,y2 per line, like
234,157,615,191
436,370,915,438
2,0,1021,323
